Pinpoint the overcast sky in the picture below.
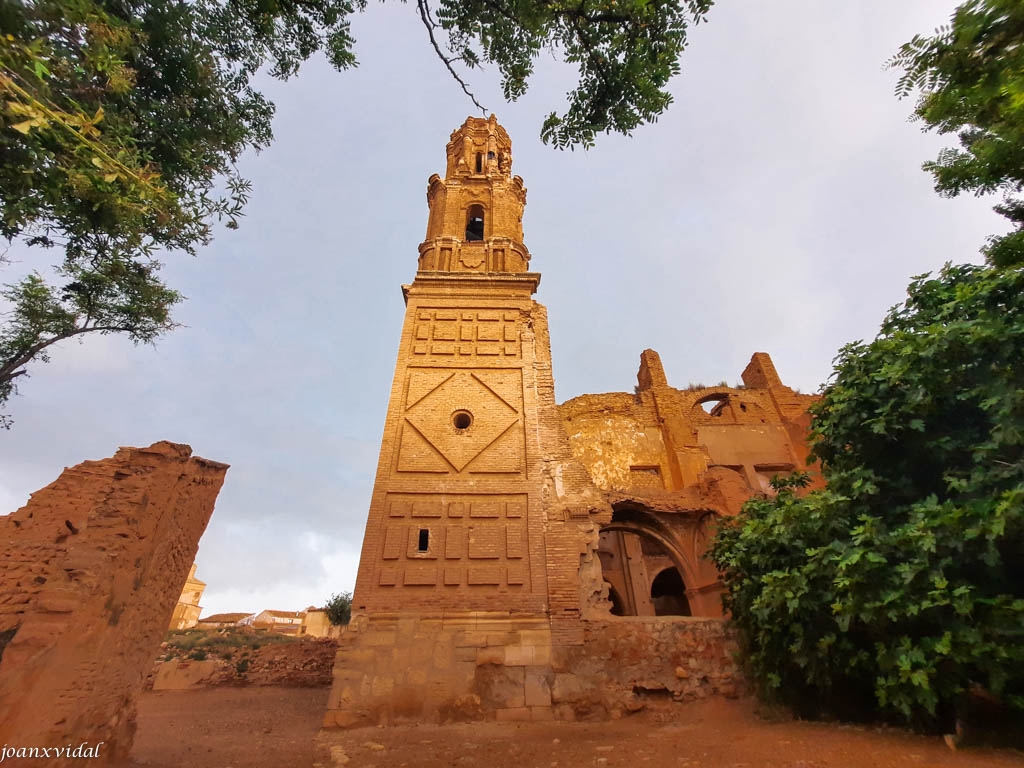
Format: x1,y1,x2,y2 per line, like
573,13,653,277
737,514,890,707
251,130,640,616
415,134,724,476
0,1,1005,617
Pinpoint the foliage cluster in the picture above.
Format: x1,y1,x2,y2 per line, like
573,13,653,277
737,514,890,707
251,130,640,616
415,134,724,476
432,0,712,148
710,263,1024,730
0,0,715,426
890,0,1024,267
324,591,352,626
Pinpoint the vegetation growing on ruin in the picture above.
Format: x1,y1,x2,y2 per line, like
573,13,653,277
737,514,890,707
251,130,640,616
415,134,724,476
162,628,297,662
710,263,1024,730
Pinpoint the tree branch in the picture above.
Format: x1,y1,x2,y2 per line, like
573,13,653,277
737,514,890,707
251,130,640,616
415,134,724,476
416,0,487,115
0,323,135,384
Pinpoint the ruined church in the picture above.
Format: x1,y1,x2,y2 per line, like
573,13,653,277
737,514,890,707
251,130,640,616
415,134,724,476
324,116,818,726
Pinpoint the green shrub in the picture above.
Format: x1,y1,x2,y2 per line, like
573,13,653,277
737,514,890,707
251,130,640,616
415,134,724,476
710,263,1024,731
324,591,352,626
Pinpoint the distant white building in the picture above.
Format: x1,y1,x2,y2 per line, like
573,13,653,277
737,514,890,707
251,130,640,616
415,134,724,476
195,612,254,629
252,609,305,634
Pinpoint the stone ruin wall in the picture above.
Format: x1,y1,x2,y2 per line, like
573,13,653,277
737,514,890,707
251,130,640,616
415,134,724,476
559,350,821,509
324,613,740,727
0,442,227,765
325,350,818,728
150,637,338,690
558,350,822,618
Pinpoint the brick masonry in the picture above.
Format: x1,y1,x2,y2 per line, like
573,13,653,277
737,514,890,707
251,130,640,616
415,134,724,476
325,117,814,728
0,442,227,764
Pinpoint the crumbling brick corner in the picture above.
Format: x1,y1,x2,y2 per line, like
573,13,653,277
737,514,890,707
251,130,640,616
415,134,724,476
0,441,228,765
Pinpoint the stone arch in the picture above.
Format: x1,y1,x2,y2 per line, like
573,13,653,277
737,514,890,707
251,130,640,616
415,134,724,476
602,504,700,590
596,503,724,618
693,392,734,421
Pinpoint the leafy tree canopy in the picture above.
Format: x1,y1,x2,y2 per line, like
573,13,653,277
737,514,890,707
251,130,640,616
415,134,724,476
890,0,1024,267
0,0,712,425
710,263,1024,730
324,591,352,626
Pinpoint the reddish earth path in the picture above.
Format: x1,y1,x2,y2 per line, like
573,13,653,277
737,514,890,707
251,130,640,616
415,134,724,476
122,687,1022,768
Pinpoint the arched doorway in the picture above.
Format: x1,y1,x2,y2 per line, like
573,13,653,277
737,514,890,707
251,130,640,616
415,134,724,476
598,527,692,617
650,567,691,616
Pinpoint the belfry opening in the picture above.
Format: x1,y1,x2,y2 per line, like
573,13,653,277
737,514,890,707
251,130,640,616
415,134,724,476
465,205,484,241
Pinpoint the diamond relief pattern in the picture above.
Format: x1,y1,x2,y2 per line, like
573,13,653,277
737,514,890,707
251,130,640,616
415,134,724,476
404,372,518,471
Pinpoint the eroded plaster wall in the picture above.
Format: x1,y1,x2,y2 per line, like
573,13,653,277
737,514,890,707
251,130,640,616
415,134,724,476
0,442,227,764
559,350,821,617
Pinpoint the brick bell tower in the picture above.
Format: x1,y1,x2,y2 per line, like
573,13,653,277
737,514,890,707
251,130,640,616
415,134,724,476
351,114,546,614
326,116,609,727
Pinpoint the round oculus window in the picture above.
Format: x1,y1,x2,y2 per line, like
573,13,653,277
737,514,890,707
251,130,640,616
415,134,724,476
452,410,473,430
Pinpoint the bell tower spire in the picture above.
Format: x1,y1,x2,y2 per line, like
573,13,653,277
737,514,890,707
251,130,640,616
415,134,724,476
419,115,530,273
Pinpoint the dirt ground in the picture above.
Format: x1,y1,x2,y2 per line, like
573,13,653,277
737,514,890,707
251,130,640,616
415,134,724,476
120,687,1023,768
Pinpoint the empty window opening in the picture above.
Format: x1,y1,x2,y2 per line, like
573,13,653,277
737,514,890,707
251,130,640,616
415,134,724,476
417,529,429,552
650,567,691,616
698,395,729,416
465,205,484,241
452,410,473,430
475,153,483,173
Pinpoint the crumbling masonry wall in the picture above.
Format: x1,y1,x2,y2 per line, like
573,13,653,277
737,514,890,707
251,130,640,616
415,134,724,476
552,618,742,718
323,613,740,727
0,442,228,764
559,350,822,617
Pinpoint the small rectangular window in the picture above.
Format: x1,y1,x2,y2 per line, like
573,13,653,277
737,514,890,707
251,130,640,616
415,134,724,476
475,153,483,173
417,529,429,552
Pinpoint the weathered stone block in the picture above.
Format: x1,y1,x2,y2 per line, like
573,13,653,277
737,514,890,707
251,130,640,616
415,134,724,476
503,644,534,666
475,646,505,666
551,673,584,701
524,667,551,707
432,639,454,670
474,663,525,709
532,643,552,666
495,707,531,722
370,675,394,697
